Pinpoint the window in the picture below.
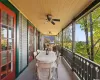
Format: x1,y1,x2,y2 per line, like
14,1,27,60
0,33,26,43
0,3,16,79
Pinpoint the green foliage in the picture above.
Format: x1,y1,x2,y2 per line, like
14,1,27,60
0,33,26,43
63,42,72,50
75,41,88,58
94,53,100,64
92,7,100,42
76,6,100,64
1,40,7,47
63,26,72,50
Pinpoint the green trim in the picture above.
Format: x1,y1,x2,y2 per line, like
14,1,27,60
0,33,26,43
16,13,19,78
0,0,19,14
0,0,20,78
27,20,29,65
0,1,36,78
27,20,35,27
15,65,28,79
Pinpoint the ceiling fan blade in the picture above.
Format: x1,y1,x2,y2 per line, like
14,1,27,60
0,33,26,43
51,21,55,25
52,19,60,21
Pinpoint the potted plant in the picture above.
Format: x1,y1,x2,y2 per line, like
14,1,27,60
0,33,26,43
1,40,7,50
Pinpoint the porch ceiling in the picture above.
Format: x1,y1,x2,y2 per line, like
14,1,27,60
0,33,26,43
9,0,94,35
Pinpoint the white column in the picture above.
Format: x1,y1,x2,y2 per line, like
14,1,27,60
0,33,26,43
34,28,37,52
41,35,44,50
72,21,76,52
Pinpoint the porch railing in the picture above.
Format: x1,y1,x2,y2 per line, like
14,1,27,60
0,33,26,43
57,46,100,80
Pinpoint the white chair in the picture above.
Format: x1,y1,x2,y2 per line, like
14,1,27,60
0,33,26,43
34,52,37,57
37,49,40,53
36,61,52,80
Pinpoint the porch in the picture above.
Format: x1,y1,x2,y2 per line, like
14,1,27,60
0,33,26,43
16,57,78,80
0,0,100,80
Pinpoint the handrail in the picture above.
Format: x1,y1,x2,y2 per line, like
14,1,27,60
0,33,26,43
61,47,100,67
57,46,100,80
75,53,100,67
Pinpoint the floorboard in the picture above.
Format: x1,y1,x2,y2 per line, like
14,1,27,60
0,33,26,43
16,57,76,80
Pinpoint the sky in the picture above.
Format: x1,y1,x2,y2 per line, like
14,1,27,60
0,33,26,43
75,24,86,41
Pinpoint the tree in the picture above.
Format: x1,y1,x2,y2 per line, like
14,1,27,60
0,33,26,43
77,15,91,59
77,6,100,63
63,26,72,49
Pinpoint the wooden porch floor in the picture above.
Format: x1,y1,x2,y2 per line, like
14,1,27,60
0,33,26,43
16,57,78,80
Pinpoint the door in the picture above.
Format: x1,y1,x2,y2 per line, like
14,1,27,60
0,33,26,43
28,26,34,62
0,3,16,80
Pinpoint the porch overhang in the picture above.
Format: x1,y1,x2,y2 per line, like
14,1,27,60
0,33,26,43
9,0,94,35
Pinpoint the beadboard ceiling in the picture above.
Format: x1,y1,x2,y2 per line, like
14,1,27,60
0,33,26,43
9,0,93,35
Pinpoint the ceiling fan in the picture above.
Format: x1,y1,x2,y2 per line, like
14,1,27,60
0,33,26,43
49,31,52,34
46,14,60,25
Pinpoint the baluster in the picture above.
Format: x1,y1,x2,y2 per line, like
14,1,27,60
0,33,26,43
95,67,99,79
80,58,83,79
83,60,86,80
84,61,88,80
78,56,80,76
78,57,81,78
74,55,77,73
76,55,78,73
76,55,78,74
81,59,84,80
77,56,79,75
90,64,93,80
86,62,89,80
88,64,91,80
77,56,79,72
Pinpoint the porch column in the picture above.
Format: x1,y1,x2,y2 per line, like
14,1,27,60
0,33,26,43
41,35,44,50
34,28,37,52
62,29,63,47
72,21,76,52
61,29,63,55
72,21,76,71
90,12,94,61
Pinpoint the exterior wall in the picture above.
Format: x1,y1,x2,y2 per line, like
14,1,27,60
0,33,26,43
0,2,16,80
34,28,37,52
0,0,19,79
18,13,28,72
0,1,40,79
28,22,35,62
